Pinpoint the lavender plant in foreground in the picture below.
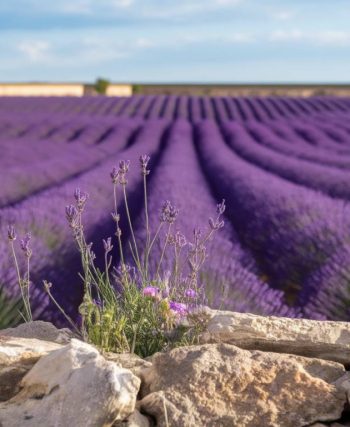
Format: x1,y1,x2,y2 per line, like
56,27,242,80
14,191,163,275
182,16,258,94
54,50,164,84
39,151,224,356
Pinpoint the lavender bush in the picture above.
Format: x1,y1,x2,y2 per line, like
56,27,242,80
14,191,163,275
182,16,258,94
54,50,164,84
9,154,224,357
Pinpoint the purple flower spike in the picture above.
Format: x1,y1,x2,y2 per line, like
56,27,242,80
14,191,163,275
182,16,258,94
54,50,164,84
110,166,119,184
7,225,16,241
160,200,179,224
74,188,89,211
65,205,78,225
118,160,130,185
20,232,32,258
185,289,197,299
140,155,151,176
209,217,225,230
169,301,188,316
143,286,160,299
216,199,226,215
118,160,130,174
103,237,113,253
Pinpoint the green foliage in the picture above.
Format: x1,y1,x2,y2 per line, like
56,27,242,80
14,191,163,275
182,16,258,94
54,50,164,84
132,84,142,94
0,284,24,329
94,78,110,95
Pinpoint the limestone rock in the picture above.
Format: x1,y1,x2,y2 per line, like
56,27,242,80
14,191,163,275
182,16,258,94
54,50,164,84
1,320,75,344
0,336,62,401
0,339,141,427
140,343,348,427
104,352,152,377
200,310,350,365
113,410,151,427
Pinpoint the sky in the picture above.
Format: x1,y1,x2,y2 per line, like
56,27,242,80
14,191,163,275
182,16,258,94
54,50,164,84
0,0,350,83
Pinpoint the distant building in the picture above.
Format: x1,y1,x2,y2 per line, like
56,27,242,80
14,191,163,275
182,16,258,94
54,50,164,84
0,83,133,97
105,84,133,96
0,83,85,96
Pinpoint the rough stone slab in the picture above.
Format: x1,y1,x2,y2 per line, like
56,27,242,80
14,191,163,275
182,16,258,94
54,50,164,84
0,339,140,427
140,343,348,427
0,336,62,401
113,410,151,427
104,352,152,378
1,320,75,344
200,310,350,365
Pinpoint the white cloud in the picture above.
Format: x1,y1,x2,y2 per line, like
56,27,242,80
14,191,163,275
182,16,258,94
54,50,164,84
55,0,134,15
272,10,295,21
135,38,153,48
215,0,243,5
269,30,350,46
18,40,50,61
111,0,134,7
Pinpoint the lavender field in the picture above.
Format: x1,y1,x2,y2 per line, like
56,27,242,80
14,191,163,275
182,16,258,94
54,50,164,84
2,95,350,324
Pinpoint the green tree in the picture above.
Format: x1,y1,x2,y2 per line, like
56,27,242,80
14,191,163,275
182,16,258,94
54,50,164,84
94,78,110,95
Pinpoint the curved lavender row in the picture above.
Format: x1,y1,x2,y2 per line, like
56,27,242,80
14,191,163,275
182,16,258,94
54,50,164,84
0,119,169,323
128,119,297,316
288,120,350,152
246,122,350,170
195,120,350,309
223,121,350,200
0,118,124,166
296,244,350,320
1,96,350,122
0,119,143,208
268,118,350,155
300,116,350,145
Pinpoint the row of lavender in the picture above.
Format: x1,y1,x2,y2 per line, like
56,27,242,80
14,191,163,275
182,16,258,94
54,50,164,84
1,95,350,122
1,96,350,323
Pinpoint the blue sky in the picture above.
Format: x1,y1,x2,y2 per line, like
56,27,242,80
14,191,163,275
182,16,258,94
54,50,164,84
1,0,350,83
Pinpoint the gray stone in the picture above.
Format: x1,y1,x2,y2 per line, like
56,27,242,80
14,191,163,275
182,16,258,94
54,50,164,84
0,339,141,427
200,310,350,365
0,336,62,401
140,343,349,427
104,352,152,378
1,320,75,344
113,410,151,427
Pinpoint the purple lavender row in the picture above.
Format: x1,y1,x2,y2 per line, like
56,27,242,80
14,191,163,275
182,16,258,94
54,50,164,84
128,119,297,317
0,118,124,167
246,122,350,170
223,121,350,200
1,96,350,122
295,243,350,320
0,119,143,207
195,120,350,318
0,119,169,323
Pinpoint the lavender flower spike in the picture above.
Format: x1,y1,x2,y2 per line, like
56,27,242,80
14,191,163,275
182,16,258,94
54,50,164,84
7,225,16,241
140,155,151,176
209,217,225,230
160,200,179,224
110,166,119,184
20,233,32,258
216,199,226,215
65,205,78,225
74,188,89,211
103,237,113,253
118,160,130,185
